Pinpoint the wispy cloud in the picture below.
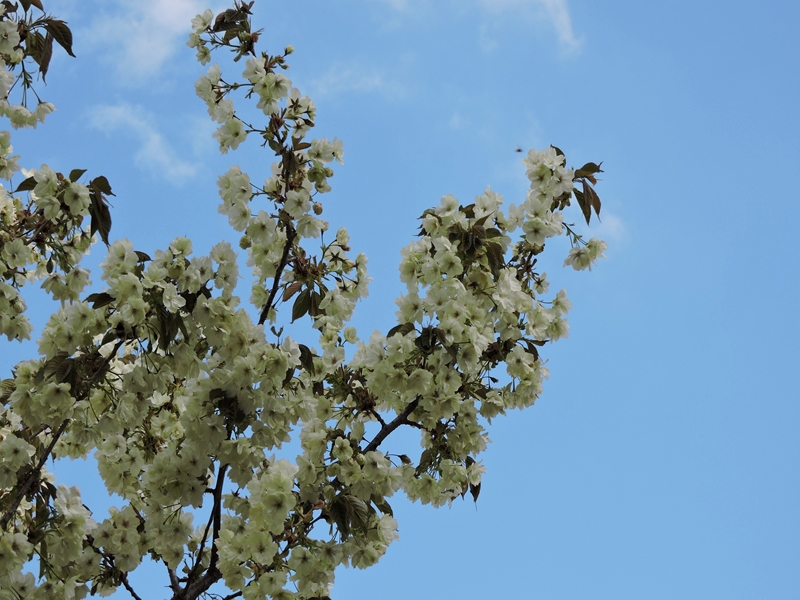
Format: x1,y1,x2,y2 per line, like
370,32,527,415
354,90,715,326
88,103,197,182
379,0,415,10
81,0,226,82
377,0,581,52
449,112,466,130
592,212,626,243
475,0,581,51
311,64,403,98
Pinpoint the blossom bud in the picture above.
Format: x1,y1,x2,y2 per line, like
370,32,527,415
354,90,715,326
312,202,323,215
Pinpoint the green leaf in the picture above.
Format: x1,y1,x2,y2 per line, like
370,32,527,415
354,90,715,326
387,322,416,338
415,326,439,354
0,379,16,404
84,292,114,309
13,176,36,193
371,495,394,517
38,351,69,383
348,495,371,531
211,8,248,32
416,448,435,475
222,26,242,43
155,304,181,351
484,241,505,279
88,178,114,245
298,343,316,375
309,290,322,317
470,386,488,400
584,180,602,220
134,251,151,262
473,213,491,228
25,31,47,76
573,187,592,226
100,330,117,346
281,367,295,388
208,388,227,402
521,339,541,360
90,198,112,246
90,175,114,196
328,495,350,538
574,161,603,179
52,357,75,384
484,227,503,239
291,288,310,322
68,168,87,182
282,281,302,302
469,481,481,503
45,19,75,57
38,33,54,82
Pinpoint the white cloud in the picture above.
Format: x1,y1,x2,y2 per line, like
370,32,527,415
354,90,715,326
378,0,581,52
591,212,626,243
82,0,227,82
88,103,197,182
380,0,414,10
476,0,581,51
449,112,465,130
311,64,403,98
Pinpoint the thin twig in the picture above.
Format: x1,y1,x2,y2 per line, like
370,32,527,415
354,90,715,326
368,409,387,428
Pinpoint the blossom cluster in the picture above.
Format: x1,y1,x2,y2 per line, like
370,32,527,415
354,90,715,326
0,3,607,600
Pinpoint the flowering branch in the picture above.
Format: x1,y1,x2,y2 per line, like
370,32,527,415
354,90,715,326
0,2,608,598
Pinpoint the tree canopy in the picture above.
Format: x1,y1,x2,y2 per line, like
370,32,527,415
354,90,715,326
0,2,605,598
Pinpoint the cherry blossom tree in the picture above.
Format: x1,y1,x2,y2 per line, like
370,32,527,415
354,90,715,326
0,1,607,598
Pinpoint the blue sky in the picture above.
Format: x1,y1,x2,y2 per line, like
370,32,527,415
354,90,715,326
3,0,799,598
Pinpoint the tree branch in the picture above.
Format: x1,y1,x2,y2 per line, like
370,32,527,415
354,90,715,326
167,567,180,594
0,341,122,531
208,463,229,571
120,572,144,600
0,418,67,530
176,462,226,600
186,462,226,587
258,225,297,325
177,566,221,600
363,397,421,453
